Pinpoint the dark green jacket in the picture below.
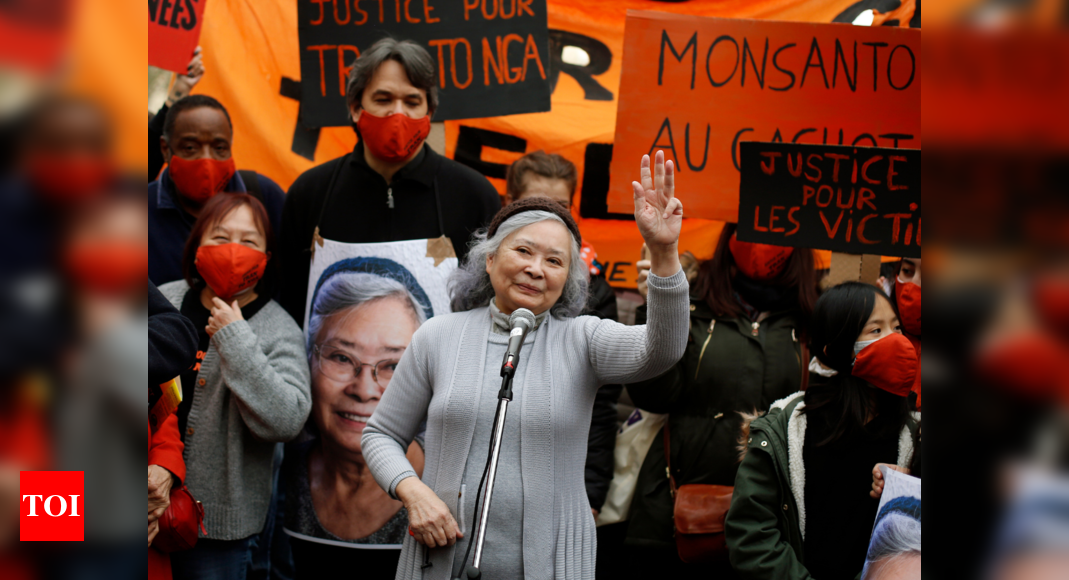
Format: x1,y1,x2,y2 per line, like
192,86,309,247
624,297,805,548
725,392,919,580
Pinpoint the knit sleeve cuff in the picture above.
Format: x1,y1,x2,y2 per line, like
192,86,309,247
646,268,687,291
388,471,419,500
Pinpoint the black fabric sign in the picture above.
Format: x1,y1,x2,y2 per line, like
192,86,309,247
297,0,551,126
737,142,920,258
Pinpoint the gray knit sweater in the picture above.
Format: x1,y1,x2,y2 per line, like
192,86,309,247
362,269,689,580
159,281,312,540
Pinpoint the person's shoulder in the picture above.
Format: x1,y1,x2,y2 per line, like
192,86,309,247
157,280,191,308
251,173,286,201
416,309,481,339
288,155,349,196
254,300,305,339
147,179,160,207
431,153,497,196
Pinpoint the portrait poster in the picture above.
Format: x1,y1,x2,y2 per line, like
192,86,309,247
863,466,922,579
284,236,455,565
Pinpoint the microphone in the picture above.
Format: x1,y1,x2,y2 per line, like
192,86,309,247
501,308,536,378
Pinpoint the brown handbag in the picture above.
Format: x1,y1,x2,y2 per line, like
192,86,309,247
664,422,733,564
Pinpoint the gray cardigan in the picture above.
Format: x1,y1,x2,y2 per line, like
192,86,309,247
362,269,689,580
159,281,312,540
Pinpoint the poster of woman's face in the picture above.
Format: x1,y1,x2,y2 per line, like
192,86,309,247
306,269,429,455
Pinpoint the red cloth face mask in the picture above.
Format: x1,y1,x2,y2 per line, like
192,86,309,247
26,153,115,203
896,280,922,337
168,155,236,203
728,233,793,282
852,333,919,397
195,243,268,301
63,241,148,295
356,111,431,164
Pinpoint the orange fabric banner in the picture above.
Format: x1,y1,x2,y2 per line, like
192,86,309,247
189,0,915,287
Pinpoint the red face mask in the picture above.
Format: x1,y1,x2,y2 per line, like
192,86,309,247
852,333,919,397
195,243,268,302
27,153,115,203
356,111,431,164
728,233,793,282
63,241,148,295
168,155,236,204
896,280,921,337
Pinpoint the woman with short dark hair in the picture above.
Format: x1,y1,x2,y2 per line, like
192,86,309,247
159,193,311,580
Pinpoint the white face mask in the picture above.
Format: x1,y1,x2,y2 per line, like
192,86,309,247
854,335,885,356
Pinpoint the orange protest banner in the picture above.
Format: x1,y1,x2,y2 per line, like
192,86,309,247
607,11,920,221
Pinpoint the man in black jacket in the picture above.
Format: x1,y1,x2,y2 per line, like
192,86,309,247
279,38,500,323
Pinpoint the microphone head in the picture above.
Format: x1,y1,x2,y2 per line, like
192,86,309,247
509,308,536,332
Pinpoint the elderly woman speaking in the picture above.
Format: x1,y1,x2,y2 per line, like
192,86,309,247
361,151,688,579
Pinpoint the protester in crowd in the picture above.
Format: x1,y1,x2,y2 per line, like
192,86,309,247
623,223,820,577
148,281,199,580
726,282,921,580
149,47,206,181
361,151,688,579
157,193,311,580
53,184,156,578
283,259,431,579
890,258,922,409
504,150,620,518
279,37,500,324
150,95,286,286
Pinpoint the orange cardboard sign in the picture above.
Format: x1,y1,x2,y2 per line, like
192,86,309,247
608,11,920,221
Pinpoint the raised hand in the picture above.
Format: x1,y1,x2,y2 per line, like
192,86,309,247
632,151,683,277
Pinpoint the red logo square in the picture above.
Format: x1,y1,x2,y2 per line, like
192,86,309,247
20,471,84,541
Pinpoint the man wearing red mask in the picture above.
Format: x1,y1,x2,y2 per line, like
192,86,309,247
893,258,922,409
279,38,500,323
149,95,286,286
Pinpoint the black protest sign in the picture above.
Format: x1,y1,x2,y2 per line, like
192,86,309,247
297,0,551,126
737,142,920,258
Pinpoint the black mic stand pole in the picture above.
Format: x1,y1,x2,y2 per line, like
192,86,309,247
456,351,519,580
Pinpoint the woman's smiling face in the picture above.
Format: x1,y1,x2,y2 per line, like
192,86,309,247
310,296,419,455
486,220,572,316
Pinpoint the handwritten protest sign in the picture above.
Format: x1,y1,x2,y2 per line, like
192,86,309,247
607,11,920,221
297,0,551,126
736,142,919,259
148,0,207,73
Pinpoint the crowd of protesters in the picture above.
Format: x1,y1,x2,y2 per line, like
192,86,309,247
144,38,922,580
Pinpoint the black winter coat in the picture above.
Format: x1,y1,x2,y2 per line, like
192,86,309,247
624,296,806,549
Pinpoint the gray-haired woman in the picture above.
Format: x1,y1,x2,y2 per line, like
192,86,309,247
362,152,689,579
284,262,432,579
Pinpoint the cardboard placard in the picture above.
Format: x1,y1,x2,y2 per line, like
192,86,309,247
148,0,207,73
297,0,552,126
608,11,920,221
736,142,919,259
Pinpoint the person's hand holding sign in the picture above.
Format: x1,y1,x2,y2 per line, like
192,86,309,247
166,47,206,108
632,151,683,278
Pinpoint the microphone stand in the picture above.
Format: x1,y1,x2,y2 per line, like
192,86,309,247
455,346,520,580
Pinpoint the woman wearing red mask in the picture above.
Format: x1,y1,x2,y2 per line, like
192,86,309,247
157,193,311,580
726,282,921,580
890,258,922,409
623,223,819,577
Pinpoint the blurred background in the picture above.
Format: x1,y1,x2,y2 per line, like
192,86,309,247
0,0,1067,578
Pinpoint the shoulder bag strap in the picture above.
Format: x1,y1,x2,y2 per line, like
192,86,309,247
664,421,678,498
